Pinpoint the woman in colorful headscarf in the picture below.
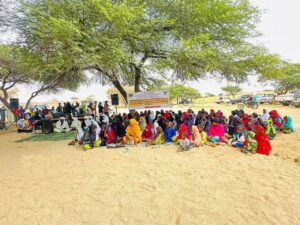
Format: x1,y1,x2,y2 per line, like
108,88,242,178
191,125,202,147
123,119,142,145
142,124,155,142
138,116,147,131
282,116,295,134
241,113,250,131
265,119,277,140
208,118,225,143
269,110,283,130
254,125,271,156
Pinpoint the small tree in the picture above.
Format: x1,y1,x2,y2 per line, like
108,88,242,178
168,85,201,104
205,93,215,97
221,85,242,99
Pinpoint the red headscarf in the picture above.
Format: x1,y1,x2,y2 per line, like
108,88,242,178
142,125,154,139
242,113,250,130
107,128,116,145
176,124,190,140
269,110,283,128
164,111,170,119
183,112,188,119
254,125,271,156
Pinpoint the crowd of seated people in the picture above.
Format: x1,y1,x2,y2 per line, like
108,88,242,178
68,108,295,154
16,101,110,133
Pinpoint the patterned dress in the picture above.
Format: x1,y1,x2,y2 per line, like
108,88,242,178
241,131,257,154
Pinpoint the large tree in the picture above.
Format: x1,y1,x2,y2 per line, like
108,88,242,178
0,45,83,111
11,0,282,103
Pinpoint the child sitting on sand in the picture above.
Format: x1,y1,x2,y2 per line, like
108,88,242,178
147,126,165,146
197,124,208,145
228,125,245,148
179,132,191,151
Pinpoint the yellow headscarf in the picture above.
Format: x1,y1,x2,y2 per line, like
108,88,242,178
126,119,142,138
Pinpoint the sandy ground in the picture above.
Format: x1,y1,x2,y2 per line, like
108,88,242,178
0,104,299,225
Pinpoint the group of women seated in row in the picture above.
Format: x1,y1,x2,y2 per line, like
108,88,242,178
68,108,295,155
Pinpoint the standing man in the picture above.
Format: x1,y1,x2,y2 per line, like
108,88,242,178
103,101,109,116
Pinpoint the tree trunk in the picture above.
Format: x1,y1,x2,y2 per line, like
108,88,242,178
134,67,141,92
24,95,36,110
112,80,128,104
0,96,12,113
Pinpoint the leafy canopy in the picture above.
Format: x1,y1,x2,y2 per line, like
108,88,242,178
12,0,283,101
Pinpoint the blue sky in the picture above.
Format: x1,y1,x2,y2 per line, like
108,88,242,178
3,0,300,103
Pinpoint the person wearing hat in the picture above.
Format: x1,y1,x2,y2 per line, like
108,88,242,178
54,117,70,133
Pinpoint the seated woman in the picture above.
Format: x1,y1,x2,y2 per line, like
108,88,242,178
282,116,295,134
265,119,277,140
99,125,108,146
254,125,272,156
106,126,115,145
142,124,155,142
139,116,147,132
123,119,142,145
147,126,165,146
269,110,283,130
17,114,33,133
164,122,177,142
111,117,126,144
191,125,202,147
241,131,257,154
228,125,245,148
208,118,225,144
54,117,71,133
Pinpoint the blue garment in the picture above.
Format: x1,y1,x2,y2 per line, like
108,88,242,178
282,116,295,132
252,95,257,103
164,127,177,142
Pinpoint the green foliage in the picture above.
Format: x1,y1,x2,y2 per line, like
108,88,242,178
205,93,215,97
168,85,201,100
273,64,300,94
12,0,283,99
221,85,242,98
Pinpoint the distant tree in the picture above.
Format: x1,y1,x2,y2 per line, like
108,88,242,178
71,97,79,102
205,93,215,97
273,64,300,94
86,95,95,102
221,85,242,99
168,85,201,104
